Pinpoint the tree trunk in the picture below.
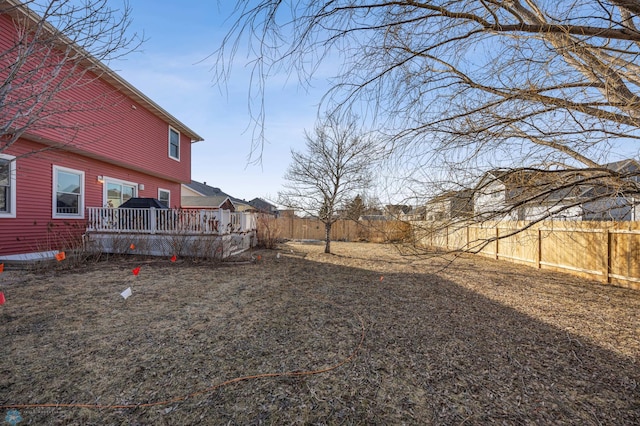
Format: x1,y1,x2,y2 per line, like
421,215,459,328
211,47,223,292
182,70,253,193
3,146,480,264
324,222,332,253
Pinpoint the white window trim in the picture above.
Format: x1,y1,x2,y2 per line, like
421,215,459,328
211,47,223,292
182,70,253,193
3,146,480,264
102,176,138,207
168,126,180,161
0,153,17,218
158,188,170,207
52,165,85,219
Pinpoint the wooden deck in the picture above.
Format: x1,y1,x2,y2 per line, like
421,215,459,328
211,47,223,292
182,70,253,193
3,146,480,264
85,207,257,257
86,207,256,235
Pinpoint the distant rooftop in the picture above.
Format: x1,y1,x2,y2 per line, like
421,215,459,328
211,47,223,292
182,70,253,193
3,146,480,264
183,181,228,197
183,180,249,206
247,198,278,213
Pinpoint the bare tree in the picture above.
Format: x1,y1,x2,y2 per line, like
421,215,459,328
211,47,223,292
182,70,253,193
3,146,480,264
1,0,141,155
217,1,640,250
279,113,377,253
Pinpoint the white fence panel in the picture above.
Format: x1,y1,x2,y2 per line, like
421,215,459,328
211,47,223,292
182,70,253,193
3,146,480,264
87,207,256,235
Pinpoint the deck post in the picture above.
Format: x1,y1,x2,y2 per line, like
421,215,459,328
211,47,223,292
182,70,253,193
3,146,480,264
149,207,156,234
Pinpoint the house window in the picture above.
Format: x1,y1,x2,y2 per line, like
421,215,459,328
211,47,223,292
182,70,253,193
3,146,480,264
104,178,137,208
169,126,180,160
53,166,84,218
0,154,16,218
158,189,170,207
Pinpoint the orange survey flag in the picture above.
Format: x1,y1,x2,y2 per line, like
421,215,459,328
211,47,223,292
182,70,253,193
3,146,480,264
132,266,141,276
170,254,177,262
55,252,66,261
130,243,135,250
0,263,4,273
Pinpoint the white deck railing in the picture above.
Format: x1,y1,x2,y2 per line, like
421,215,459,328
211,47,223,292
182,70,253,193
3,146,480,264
86,207,257,235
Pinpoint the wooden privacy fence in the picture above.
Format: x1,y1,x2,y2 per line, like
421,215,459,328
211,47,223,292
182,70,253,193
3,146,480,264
412,220,640,290
258,215,410,244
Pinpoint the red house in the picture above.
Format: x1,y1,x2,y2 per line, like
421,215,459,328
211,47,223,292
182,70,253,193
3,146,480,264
0,2,204,258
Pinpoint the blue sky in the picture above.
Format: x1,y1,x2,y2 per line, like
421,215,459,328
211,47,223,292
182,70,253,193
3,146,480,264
111,1,326,204
110,1,640,207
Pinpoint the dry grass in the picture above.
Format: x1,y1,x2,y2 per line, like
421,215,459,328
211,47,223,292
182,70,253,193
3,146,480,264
1,242,639,425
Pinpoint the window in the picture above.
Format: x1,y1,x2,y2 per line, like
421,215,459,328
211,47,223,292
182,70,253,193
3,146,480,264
169,126,180,160
104,178,137,208
53,166,84,218
158,189,170,207
0,154,16,218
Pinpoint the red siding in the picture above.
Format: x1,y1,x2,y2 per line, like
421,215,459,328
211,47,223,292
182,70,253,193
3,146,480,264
0,11,200,256
0,13,194,184
28,79,194,183
0,139,183,256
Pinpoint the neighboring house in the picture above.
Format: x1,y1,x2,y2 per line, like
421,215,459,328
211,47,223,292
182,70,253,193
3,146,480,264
0,4,204,257
423,190,474,221
588,159,640,220
181,195,236,211
181,180,252,212
401,206,427,221
473,162,640,221
247,198,279,216
605,158,640,181
182,180,231,199
384,204,412,218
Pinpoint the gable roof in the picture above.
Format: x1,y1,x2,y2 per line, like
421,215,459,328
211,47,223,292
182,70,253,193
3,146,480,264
477,160,640,206
182,181,250,207
248,198,277,213
181,195,232,209
482,159,640,189
427,189,474,204
183,181,230,197
3,0,203,143
478,169,593,203
604,158,640,174
182,180,250,211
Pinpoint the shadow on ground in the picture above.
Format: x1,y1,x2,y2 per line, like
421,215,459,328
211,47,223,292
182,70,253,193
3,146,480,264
0,244,638,424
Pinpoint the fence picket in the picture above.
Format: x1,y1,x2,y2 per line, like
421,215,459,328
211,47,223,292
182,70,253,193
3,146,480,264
86,207,255,235
413,221,640,290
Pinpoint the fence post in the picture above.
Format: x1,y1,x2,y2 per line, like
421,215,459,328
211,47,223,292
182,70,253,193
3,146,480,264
466,225,470,251
445,226,449,249
495,226,499,259
537,228,542,268
430,224,433,248
604,229,611,284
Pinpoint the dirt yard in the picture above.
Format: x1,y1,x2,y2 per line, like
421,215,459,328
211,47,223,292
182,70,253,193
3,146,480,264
1,242,639,425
